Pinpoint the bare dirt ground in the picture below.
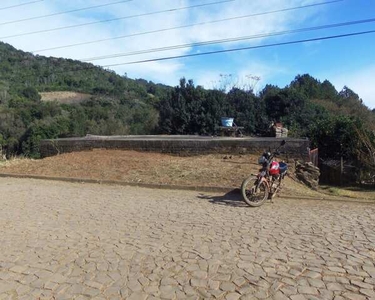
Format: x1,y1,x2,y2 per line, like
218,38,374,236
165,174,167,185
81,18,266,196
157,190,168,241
0,150,331,199
40,91,91,104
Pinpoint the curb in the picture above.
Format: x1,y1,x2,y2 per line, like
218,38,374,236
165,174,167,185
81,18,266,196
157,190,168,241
0,173,374,204
0,173,234,194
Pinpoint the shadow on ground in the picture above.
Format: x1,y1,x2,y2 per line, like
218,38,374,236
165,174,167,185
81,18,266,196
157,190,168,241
197,189,249,207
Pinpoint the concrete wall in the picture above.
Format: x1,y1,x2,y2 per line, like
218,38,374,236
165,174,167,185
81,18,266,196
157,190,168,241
40,135,310,160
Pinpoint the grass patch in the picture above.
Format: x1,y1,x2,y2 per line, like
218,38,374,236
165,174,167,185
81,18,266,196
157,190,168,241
320,185,375,200
320,186,341,196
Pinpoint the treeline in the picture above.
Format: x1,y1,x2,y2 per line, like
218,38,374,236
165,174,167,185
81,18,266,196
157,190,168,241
1,41,375,176
159,76,375,166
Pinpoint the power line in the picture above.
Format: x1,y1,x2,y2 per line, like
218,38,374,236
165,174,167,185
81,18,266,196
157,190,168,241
0,0,133,26
0,0,43,11
100,30,375,66
0,0,235,40
31,0,343,53
44,29,374,77
79,18,375,62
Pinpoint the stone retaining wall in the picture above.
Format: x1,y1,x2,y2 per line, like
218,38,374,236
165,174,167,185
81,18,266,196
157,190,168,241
40,135,310,160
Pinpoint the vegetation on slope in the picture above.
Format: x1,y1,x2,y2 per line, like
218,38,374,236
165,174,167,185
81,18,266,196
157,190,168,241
0,42,170,157
1,41,375,183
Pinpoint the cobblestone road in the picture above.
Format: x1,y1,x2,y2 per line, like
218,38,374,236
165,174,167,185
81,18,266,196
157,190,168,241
0,178,375,300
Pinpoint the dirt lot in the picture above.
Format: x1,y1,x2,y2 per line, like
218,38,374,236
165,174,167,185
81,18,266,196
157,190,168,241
0,150,328,199
40,91,91,104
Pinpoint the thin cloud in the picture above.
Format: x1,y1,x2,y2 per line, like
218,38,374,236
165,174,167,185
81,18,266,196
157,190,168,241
0,0,334,85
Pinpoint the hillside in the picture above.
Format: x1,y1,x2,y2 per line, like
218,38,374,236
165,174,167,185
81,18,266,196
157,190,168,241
0,42,170,97
1,41,375,185
0,41,171,157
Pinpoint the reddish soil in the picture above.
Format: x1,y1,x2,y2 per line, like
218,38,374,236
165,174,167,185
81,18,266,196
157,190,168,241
0,150,321,197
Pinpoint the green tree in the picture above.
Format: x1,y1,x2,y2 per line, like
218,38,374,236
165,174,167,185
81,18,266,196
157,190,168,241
21,87,41,102
158,78,192,134
226,88,257,133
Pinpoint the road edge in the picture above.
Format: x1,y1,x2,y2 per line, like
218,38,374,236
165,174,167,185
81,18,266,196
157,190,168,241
0,172,373,204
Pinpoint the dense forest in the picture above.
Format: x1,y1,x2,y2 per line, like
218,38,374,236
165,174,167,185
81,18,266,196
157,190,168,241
0,42,170,157
1,41,375,180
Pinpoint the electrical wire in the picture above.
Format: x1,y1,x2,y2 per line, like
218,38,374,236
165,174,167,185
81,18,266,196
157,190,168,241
42,29,374,76
0,0,235,40
0,0,43,11
101,30,375,66
0,0,44,10
31,0,344,53
0,0,134,26
79,18,375,62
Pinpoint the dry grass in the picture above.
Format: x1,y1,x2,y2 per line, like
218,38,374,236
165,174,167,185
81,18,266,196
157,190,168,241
0,150,326,199
40,91,91,104
320,185,375,200
3,149,374,200
0,157,29,167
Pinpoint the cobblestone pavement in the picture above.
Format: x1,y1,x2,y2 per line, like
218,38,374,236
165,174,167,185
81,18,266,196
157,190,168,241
0,178,375,300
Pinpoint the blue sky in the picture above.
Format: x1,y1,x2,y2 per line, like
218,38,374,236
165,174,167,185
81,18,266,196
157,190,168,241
0,0,374,107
